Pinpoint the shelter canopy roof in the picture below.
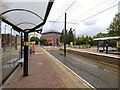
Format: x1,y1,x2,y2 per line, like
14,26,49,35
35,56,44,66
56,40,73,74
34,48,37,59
1,0,54,32
93,36,120,41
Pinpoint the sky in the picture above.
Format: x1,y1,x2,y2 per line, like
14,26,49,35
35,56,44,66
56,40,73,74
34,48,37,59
43,0,120,37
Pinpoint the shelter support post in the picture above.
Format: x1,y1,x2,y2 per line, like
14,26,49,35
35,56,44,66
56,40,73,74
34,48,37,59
21,33,23,58
97,41,99,52
106,40,108,54
23,32,28,76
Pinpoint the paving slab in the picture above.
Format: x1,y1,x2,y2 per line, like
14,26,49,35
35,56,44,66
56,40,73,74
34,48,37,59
2,46,93,89
66,47,119,59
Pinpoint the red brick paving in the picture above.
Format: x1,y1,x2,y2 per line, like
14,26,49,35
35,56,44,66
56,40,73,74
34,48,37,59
2,46,91,88
3,47,65,88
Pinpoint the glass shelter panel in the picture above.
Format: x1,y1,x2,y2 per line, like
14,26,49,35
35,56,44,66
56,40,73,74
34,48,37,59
1,22,21,82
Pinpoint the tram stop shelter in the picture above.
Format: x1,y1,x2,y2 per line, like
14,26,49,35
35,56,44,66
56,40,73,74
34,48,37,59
93,36,120,54
0,0,54,76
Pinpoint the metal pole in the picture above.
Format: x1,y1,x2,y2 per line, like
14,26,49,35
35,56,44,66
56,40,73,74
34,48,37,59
97,41,99,52
5,25,7,34
74,30,76,46
23,32,28,76
11,28,12,50
106,40,108,54
21,33,23,58
64,13,67,56
73,29,76,46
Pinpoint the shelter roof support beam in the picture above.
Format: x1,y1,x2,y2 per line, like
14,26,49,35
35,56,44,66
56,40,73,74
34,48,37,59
1,9,43,21
28,22,44,33
2,18,24,32
29,0,54,33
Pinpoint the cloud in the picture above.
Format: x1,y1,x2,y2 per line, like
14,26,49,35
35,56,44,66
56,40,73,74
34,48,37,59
43,21,64,33
43,0,118,37
83,18,97,26
76,25,108,37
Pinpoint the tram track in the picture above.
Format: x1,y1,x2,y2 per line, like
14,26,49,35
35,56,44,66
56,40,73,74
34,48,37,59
66,60,113,88
48,50,118,88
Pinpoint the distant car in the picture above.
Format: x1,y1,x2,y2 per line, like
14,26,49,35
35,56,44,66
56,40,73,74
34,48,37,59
99,47,118,52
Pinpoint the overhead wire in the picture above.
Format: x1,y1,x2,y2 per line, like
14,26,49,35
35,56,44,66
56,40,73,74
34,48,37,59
53,0,77,24
49,21,78,24
78,4,118,23
68,0,107,23
46,0,118,32
50,0,107,25
68,3,118,29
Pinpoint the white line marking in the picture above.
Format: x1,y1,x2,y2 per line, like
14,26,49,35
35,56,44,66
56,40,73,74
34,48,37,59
42,48,95,89
72,57,98,68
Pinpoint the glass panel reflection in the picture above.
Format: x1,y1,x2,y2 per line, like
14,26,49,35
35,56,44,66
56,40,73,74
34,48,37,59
1,22,21,82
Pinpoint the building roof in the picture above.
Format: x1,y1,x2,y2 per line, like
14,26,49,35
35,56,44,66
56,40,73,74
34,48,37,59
42,29,61,34
93,36,120,41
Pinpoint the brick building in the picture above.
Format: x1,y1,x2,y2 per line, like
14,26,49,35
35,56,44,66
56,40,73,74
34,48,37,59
2,34,16,46
41,30,61,46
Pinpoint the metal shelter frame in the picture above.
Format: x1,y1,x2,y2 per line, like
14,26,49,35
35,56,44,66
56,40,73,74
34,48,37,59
1,0,54,76
93,36,120,53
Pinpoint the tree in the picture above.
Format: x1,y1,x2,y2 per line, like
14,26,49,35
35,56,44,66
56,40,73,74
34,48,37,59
75,35,94,46
107,13,120,36
30,36,39,45
93,32,108,38
60,28,74,45
68,28,74,44
76,37,81,45
39,38,48,45
60,29,64,43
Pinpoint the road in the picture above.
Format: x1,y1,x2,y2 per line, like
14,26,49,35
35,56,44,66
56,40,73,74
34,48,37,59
48,50,118,88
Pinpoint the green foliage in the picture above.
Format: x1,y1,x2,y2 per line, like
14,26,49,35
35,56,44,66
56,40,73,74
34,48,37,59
93,13,120,38
75,35,94,46
30,36,39,45
39,38,48,45
107,13,120,36
60,28,74,45
60,29,64,43
68,28,74,44
60,13,119,47
93,32,108,38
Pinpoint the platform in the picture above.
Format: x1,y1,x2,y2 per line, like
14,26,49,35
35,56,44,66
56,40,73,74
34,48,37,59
2,46,93,89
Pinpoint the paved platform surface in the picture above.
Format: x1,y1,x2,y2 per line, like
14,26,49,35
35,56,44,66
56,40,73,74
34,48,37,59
2,46,92,89
66,47,119,59
44,46,119,59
